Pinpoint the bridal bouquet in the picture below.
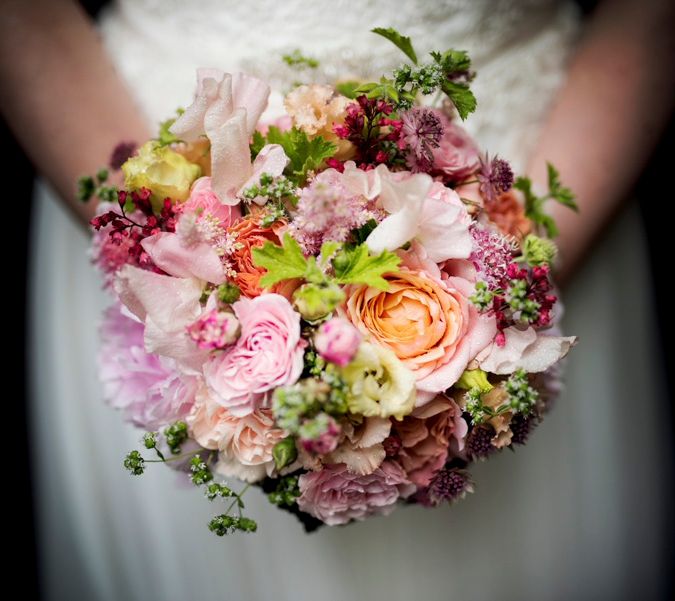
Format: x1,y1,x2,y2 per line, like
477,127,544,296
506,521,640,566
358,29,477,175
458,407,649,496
83,28,577,535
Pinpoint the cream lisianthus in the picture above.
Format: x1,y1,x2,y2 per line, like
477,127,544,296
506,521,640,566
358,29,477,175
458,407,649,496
341,342,416,420
122,141,201,209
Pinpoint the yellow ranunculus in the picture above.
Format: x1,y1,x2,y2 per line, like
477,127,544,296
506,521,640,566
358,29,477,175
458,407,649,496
341,342,416,420
122,141,201,209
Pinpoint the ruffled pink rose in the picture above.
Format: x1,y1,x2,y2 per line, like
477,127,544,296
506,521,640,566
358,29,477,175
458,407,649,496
181,176,242,228
187,390,287,482
204,294,306,416
98,303,197,429
297,461,415,525
431,112,480,182
314,318,361,366
390,395,468,487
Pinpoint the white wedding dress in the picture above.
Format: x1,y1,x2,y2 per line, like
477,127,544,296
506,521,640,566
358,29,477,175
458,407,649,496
28,1,671,600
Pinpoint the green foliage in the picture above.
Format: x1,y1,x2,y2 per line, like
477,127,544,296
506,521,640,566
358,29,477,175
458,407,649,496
163,421,188,455
267,474,301,507
282,49,320,69
440,80,477,121
332,244,400,289
157,107,185,146
253,234,309,288
263,126,336,185
77,167,117,204
514,163,577,238
272,437,298,470
217,282,241,304
371,27,418,64
334,80,362,99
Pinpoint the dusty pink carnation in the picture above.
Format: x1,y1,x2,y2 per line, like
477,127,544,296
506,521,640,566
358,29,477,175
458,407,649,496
431,112,480,182
98,303,197,429
391,395,468,487
297,461,415,525
314,317,361,367
203,294,306,416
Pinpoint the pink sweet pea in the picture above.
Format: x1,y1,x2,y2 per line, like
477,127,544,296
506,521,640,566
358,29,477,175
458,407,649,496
365,166,473,262
204,294,306,416
169,69,288,203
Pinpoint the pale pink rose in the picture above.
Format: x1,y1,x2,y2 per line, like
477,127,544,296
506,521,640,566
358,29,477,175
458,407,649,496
187,389,286,482
431,112,480,182
314,318,361,366
181,176,241,227
342,245,496,405
365,165,473,262
98,303,197,429
297,461,415,525
204,294,306,416
390,395,468,487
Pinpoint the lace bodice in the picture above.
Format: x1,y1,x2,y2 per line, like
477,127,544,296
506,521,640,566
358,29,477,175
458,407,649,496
98,0,580,171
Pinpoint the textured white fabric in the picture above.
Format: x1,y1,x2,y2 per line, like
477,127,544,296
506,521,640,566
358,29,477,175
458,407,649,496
28,2,670,600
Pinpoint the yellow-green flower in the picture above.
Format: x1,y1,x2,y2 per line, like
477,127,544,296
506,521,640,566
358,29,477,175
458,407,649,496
122,141,201,209
341,342,416,420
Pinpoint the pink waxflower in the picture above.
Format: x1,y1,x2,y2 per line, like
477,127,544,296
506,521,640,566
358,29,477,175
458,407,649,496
98,303,197,429
187,309,240,349
204,294,306,416
314,318,361,366
431,112,480,182
297,461,415,525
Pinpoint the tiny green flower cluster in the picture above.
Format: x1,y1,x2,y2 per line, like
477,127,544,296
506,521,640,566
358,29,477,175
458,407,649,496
504,369,539,414
267,474,301,507
77,168,118,203
209,515,258,536
241,172,298,224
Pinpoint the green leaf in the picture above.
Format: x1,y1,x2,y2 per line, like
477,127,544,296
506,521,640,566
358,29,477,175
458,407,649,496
157,107,185,146
252,234,309,288
547,162,578,211
281,49,319,69
250,130,266,160
264,127,336,185
440,81,477,120
432,49,472,74
334,80,362,98
351,219,378,245
514,176,559,238
332,244,400,289
372,27,418,64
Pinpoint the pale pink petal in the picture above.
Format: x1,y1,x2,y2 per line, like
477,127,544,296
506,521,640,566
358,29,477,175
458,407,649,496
366,202,422,254
231,72,271,136
478,326,577,374
327,443,386,476
239,144,289,199
379,169,432,213
342,161,382,199
417,197,473,262
210,108,252,204
141,232,226,284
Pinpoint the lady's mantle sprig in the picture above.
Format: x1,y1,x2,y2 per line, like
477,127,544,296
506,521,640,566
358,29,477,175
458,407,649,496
123,421,258,535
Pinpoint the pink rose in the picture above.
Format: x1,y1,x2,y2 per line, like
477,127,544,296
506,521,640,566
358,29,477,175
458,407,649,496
187,390,287,482
297,461,415,525
187,309,240,350
181,176,242,228
390,395,468,487
314,318,361,366
204,294,306,416
431,113,480,182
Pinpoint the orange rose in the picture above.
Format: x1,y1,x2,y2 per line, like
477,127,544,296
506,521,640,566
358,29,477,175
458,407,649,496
342,266,495,399
484,190,531,239
227,214,286,298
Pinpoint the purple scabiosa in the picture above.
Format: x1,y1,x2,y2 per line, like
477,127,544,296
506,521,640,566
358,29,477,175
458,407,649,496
425,467,474,506
470,223,517,289
510,414,535,446
400,107,444,173
466,424,495,460
477,153,514,204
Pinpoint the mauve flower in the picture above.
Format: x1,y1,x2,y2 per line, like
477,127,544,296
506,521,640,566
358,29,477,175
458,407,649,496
204,294,306,416
98,303,197,429
314,317,361,366
484,190,532,239
400,107,443,172
431,112,480,182
297,461,415,525
391,395,467,487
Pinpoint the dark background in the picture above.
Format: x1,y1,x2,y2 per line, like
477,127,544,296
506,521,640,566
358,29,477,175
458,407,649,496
8,0,673,598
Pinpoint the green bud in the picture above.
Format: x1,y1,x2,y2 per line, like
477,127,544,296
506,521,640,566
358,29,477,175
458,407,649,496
292,282,345,322
96,168,109,184
205,482,233,500
236,517,258,533
456,369,493,393
272,436,298,471
521,234,558,266
123,450,145,475
143,432,158,449
164,421,188,454
77,175,95,202
217,282,241,304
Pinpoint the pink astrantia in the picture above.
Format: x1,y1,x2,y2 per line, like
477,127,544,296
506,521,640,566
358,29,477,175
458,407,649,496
297,461,415,525
314,317,361,367
204,294,306,416
98,304,197,429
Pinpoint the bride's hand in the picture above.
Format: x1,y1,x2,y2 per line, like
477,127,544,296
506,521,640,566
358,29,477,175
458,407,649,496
526,0,674,285
0,0,153,228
